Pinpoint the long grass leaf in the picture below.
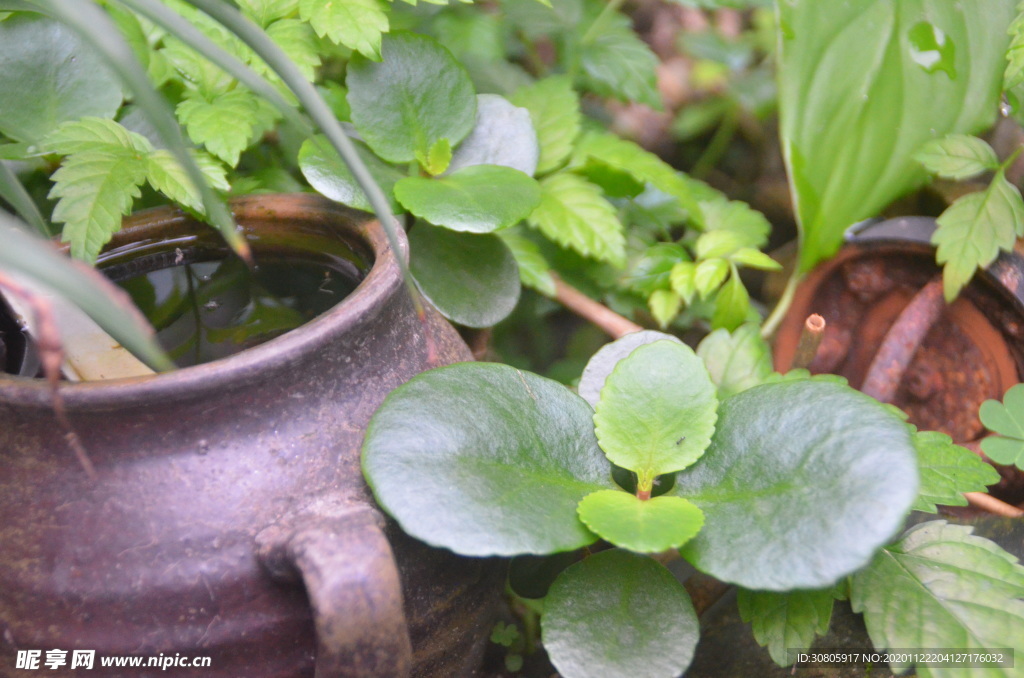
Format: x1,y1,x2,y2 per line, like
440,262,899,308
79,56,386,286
0,210,174,372
0,161,50,237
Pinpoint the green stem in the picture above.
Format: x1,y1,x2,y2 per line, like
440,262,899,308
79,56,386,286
760,268,802,339
691,104,739,179
0,162,49,237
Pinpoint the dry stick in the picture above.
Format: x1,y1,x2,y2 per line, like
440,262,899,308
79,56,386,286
552,274,643,339
790,313,826,370
0,274,96,479
964,491,1024,518
861,276,946,403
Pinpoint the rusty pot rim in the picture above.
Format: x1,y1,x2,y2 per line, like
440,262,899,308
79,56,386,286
0,193,406,408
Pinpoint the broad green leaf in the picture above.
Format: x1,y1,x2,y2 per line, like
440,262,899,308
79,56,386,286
696,323,773,399
528,172,626,267
265,18,321,82
499,230,556,296
542,549,699,678
694,258,729,298
711,266,749,331
913,431,1000,512
298,136,404,213
779,0,1016,272
347,32,476,163
578,330,682,407
1005,7,1024,89
176,88,263,167
594,341,718,481
577,490,704,552
362,362,616,555
298,0,387,60
0,212,173,372
577,14,661,109
571,132,699,217
394,165,541,233
648,289,681,328
237,0,298,27
510,76,580,175
446,94,539,176
980,383,1024,468
625,243,688,296
933,171,1024,301
145,149,229,213
729,247,782,271
676,380,918,590
737,587,835,667
409,224,520,327
0,13,122,142
915,134,999,180
851,521,1024,676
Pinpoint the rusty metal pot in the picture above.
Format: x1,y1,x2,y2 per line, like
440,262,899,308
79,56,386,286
0,194,502,677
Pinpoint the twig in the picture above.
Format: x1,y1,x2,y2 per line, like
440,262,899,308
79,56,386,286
861,277,945,403
0,273,96,479
790,313,826,370
552,275,643,339
964,492,1024,518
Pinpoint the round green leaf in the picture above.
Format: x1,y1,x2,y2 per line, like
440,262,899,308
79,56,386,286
594,340,718,478
446,94,539,176
394,165,541,233
346,32,476,163
409,224,521,328
0,13,123,142
578,331,682,407
675,380,918,590
298,135,404,213
542,549,699,678
362,363,616,556
577,490,704,553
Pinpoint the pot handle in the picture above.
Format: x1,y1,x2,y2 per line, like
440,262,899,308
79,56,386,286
257,507,413,678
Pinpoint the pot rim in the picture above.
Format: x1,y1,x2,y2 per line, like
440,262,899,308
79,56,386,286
0,193,406,408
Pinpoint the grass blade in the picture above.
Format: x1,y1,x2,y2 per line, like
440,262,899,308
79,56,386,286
0,161,49,237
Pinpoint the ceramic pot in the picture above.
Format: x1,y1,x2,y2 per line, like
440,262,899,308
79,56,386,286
0,194,502,677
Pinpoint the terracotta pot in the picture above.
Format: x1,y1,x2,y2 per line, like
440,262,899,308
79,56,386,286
0,194,502,677
773,216,1024,505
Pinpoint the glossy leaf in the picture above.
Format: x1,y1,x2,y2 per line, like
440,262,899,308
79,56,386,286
737,587,835,667
594,341,718,480
446,94,539,176
696,323,773,398
778,0,1015,272
527,172,626,267
362,362,615,556
510,75,580,174
915,134,998,180
409,224,520,328
542,550,699,678
913,430,1000,512
933,171,1024,301
0,12,122,142
980,383,1024,468
578,330,682,407
347,32,477,163
395,165,541,233
298,136,404,213
676,380,918,590
851,521,1024,676
577,490,704,552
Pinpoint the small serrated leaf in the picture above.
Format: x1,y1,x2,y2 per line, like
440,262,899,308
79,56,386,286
648,289,682,328
694,258,729,298
696,228,750,259
729,247,782,271
670,260,696,301
737,588,834,667
500,230,556,296
933,171,1024,302
979,383,1024,468
577,490,704,553
696,323,773,399
851,521,1024,676
699,199,770,248
915,134,999,180
527,172,626,267
176,89,262,167
1006,9,1024,89
913,430,1001,512
711,266,750,331
265,18,321,81
578,16,661,109
299,0,388,60
510,76,580,175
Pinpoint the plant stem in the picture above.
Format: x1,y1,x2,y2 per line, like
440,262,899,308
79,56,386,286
760,269,802,339
964,491,1024,518
691,105,739,180
552,274,643,339
790,313,825,370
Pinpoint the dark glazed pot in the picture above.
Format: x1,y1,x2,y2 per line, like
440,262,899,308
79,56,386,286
0,194,502,677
